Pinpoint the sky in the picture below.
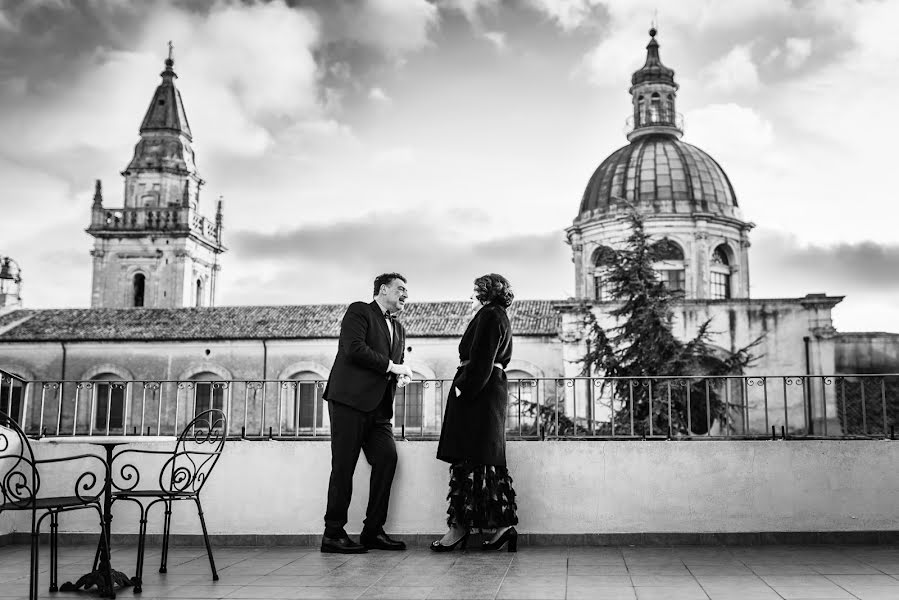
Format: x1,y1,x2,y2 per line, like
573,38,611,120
1,0,898,332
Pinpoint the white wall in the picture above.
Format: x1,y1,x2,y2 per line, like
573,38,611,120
6,440,898,537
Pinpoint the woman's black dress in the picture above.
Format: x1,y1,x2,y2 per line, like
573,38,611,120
436,303,518,529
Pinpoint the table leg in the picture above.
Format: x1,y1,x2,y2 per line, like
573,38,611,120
59,443,132,598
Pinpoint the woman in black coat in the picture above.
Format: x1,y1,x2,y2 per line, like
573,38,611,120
431,273,519,553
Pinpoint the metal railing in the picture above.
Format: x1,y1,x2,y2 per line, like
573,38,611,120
625,112,684,135
3,369,898,441
87,206,221,243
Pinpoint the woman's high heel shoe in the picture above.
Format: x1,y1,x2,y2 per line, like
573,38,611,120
430,531,469,553
481,527,518,552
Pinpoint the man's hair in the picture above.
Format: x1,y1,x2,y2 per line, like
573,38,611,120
474,273,514,308
373,272,407,297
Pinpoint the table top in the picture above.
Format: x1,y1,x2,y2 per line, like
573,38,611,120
34,435,177,445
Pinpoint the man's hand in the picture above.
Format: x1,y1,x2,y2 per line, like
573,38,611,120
396,374,411,389
388,363,413,379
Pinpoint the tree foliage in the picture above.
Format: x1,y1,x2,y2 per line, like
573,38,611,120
579,210,762,436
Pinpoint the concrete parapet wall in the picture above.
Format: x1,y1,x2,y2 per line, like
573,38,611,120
4,440,896,537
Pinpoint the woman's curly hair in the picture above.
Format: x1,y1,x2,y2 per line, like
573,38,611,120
474,273,514,308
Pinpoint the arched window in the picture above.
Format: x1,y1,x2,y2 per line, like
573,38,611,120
288,371,325,431
133,273,145,307
195,278,204,307
652,239,685,294
649,93,662,123
506,369,536,433
710,244,733,300
591,246,616,301
189,372,225,417
394,372,424,429
92,373,126,432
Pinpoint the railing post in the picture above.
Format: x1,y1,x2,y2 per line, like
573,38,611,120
21,381,31,434
628,380,635,437
666,380,673,438
860,379,868,436
686,379,692,435
782,377,789,436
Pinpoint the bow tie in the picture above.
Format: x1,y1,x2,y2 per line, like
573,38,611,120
384,311,397,321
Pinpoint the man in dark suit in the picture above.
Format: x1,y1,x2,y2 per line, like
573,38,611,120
321,273,413,553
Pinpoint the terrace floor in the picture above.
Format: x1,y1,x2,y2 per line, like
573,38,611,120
4,542,899,599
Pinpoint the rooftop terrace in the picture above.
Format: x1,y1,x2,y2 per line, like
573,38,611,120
4,542,899,599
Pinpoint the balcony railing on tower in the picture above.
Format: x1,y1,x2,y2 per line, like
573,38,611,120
625,112,684,139
88,206,221,244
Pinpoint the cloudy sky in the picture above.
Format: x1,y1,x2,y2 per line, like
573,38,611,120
1,0,898,332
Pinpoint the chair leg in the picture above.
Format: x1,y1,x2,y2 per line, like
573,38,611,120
159,500,172,574
194,497,218,581
49,511,59,592
29,510,39,600
91,526,102,572
133,504,149,594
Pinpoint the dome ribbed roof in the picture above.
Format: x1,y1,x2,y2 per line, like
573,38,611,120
578,135,739,221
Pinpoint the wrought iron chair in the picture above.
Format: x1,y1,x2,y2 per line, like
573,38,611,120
110,409,227,592
0,411,111,600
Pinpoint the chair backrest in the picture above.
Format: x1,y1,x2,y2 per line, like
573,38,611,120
160,408,227,494
0,411,38,508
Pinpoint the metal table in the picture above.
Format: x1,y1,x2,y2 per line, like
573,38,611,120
35,436,176,598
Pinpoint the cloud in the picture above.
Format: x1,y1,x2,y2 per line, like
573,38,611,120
525,0,600,31
686,103,775,158
371,146,415,166
0,1,323,166
783,37,812,69
368,87,391,104
752,231,899,293
701,45,760,93
437,0,502,25
222,212,572,304
318,0,439,56
0,9,14,32
534,0,792,33
750,228,899,332
573,0,809,88
483,31,507,52
576,28,648,87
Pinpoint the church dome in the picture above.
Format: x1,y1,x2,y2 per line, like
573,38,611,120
577,134,739,222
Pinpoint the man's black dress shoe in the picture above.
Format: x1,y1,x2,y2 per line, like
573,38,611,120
360,530,406,551
321,533,367,554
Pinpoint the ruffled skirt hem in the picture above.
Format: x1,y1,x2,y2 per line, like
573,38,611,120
446,460,519,530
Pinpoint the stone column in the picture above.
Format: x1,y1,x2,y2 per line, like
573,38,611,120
693,230,709,299
569,233,585,299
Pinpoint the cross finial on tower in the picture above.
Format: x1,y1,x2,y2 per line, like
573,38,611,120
168,40,174,61
650,9,658,37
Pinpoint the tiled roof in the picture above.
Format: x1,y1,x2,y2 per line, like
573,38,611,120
0,301,561,342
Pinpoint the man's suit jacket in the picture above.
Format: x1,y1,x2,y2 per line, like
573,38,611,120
323,300,406,414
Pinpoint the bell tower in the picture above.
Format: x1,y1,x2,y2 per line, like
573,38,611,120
87,46,225,308
0,257,22,313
